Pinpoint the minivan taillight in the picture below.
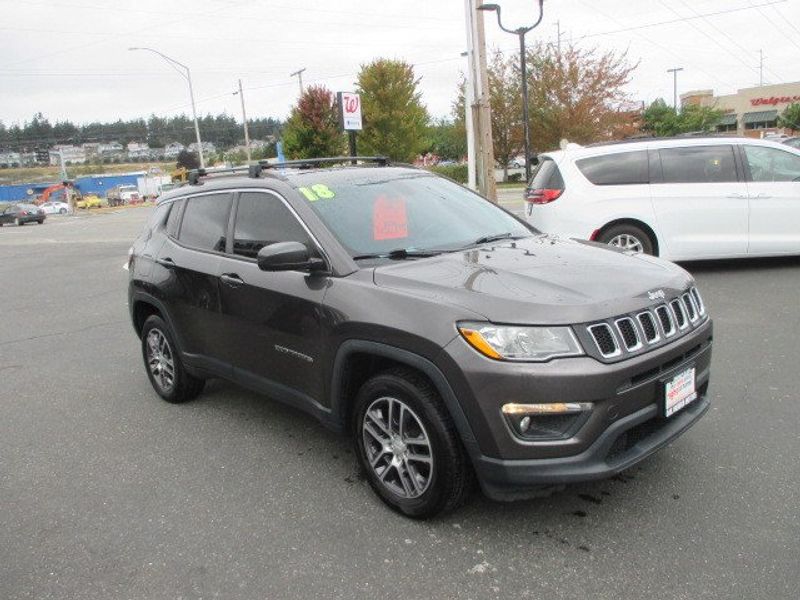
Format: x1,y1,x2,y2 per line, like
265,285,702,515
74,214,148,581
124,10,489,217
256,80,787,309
525,188,563,204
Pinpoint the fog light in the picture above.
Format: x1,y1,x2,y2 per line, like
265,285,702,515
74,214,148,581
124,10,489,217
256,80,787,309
502,402,593,440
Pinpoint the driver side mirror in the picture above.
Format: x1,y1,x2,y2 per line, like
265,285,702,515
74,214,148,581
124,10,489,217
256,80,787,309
257,241,326,273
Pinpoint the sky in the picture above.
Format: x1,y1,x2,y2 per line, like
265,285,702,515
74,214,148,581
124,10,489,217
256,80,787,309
1,0,799,129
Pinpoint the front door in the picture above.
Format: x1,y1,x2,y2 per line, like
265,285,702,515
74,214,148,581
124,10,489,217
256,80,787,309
741,144,800,256
216,190,328,406
649,144,748,259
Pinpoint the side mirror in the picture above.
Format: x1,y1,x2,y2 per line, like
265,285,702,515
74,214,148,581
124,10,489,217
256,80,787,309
257,241,326,273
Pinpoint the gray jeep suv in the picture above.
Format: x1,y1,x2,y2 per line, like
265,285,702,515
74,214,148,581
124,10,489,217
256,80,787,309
128,158,712,518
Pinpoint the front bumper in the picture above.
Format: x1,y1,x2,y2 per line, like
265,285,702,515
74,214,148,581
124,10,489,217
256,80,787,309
473,392,709,500
438,318,713,499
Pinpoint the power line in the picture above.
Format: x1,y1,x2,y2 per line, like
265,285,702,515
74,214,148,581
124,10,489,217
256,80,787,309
749,0,800,54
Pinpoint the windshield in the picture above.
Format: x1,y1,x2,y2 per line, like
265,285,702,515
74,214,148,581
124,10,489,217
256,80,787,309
291,168,532,257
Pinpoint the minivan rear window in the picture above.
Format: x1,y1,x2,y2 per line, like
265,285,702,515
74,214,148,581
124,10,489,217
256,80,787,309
576,151,649,185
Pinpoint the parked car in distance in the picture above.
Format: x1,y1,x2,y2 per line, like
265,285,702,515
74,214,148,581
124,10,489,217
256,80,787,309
782,137,800,150
39,201,70,215
524,137,800,261
0,203,45,225
129,158,712,518
77,194,103,209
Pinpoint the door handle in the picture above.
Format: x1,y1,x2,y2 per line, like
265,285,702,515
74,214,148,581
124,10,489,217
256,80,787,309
156,257,175,268
726,193,747,199
220,273,244,287
754,193,772,199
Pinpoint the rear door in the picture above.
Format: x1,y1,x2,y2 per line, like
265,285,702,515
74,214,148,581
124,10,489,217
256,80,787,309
649,144,748,259
741,144,800,255
155,192,232,364
216,190,328,405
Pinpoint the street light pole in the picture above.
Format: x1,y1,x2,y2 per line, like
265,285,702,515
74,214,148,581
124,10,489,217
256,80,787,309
234,79,252,163
667,67,684,111
129,47,205,169
479,1,544,183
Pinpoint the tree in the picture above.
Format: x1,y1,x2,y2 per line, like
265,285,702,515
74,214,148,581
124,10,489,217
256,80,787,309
642,99,725,136
425,118,466,161
356,59,429,162
778,103,800,130
524,42,638,151
487,51,523,180
282,85,344,159
176,149,200,171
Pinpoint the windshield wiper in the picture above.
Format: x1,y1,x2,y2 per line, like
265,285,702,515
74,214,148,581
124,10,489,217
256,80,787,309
472,232,523,245
352,248,441,261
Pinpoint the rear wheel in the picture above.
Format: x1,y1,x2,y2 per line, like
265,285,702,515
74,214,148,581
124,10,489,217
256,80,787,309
598,223,655,256
16,219,23,226
59,208,67,214
140,315,205,403
352,368,473,518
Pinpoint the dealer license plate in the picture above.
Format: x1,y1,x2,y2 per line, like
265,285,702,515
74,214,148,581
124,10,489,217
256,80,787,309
664,367,697,417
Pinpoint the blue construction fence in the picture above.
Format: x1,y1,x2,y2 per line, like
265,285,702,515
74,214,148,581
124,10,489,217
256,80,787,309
0,173,145,203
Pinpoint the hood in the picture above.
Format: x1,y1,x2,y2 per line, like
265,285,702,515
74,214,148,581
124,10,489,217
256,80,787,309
373,235,692,325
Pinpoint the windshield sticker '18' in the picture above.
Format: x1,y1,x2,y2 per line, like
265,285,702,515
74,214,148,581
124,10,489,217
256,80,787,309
298,184,335,202
373,196,408,240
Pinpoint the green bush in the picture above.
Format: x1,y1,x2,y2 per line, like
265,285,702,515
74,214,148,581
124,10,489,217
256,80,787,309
427,163,468,184
507,172,522,182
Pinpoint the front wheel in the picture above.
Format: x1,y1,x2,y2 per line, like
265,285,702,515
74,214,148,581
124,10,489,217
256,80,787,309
59,208,67,214
140,315,205,403
597,224,655,256
352,368,473,518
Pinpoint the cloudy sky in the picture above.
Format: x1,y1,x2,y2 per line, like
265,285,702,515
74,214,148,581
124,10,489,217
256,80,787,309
1,0,798,127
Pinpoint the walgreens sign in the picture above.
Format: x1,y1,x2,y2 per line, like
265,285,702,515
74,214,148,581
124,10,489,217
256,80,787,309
751,95,800,107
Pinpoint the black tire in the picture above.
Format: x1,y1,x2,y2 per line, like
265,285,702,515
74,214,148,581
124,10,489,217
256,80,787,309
597,223,655,256
16,219,23,226
59,208,67,214
352,367,474,519
140,315,205,403
37,219,44,225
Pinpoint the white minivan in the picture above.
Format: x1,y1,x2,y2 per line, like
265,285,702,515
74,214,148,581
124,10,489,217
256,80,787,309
524,137,800,261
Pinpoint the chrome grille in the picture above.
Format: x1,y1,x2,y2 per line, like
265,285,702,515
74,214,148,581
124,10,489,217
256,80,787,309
670,299,688,329
690,287,705,316
655,305,676,337
637,311,660,343
615,317,642,351
682,293,698,322
587,324,620,358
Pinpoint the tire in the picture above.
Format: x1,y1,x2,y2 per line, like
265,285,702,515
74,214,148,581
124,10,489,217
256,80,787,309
597,223,655,256
59,208,67,214
37,220,44,225
16,219,23,226
352,367,474,519
140,315,205,403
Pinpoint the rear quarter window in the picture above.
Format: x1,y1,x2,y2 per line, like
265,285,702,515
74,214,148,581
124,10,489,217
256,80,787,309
576,150,649,185
528,158,564,190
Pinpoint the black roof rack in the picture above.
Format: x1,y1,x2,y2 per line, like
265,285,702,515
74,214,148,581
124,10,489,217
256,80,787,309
188,156,390,184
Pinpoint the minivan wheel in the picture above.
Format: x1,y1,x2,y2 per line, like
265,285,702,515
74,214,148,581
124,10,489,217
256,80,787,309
352,368,473,518
140,315,205,403
598,224,655,255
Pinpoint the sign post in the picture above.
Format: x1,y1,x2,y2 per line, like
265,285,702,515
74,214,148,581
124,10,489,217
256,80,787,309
337,91,362,164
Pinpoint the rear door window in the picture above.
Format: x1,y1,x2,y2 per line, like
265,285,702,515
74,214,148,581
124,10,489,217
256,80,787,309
178,193,232,252
576,151,649,185
658,145,737,183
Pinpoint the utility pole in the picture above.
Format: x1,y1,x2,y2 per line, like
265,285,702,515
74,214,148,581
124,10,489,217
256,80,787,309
234,79,251,162
667,67,684,110
461,51,477,190
466,0,497,201
290,68,306,95
758,49,764,87
556,20,562,53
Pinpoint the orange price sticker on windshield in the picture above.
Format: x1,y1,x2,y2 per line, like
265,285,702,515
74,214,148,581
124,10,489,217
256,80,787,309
373,196,408,241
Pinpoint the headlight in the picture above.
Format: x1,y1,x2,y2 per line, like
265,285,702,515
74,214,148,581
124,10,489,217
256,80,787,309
458,323,583,361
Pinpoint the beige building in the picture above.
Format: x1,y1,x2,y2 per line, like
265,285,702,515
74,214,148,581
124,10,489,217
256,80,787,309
681,81,800,137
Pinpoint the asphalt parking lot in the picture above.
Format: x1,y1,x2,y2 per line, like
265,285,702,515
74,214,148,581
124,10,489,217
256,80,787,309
1,205,798,600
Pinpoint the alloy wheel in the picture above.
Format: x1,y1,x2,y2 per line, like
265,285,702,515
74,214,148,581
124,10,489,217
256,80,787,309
608,233,644,253
146,328,175,393
361,396,433,499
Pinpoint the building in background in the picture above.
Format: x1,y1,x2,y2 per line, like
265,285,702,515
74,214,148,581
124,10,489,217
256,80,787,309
49,145,86,165
127,142,152,160
163,142,185,159
682,81,800,137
